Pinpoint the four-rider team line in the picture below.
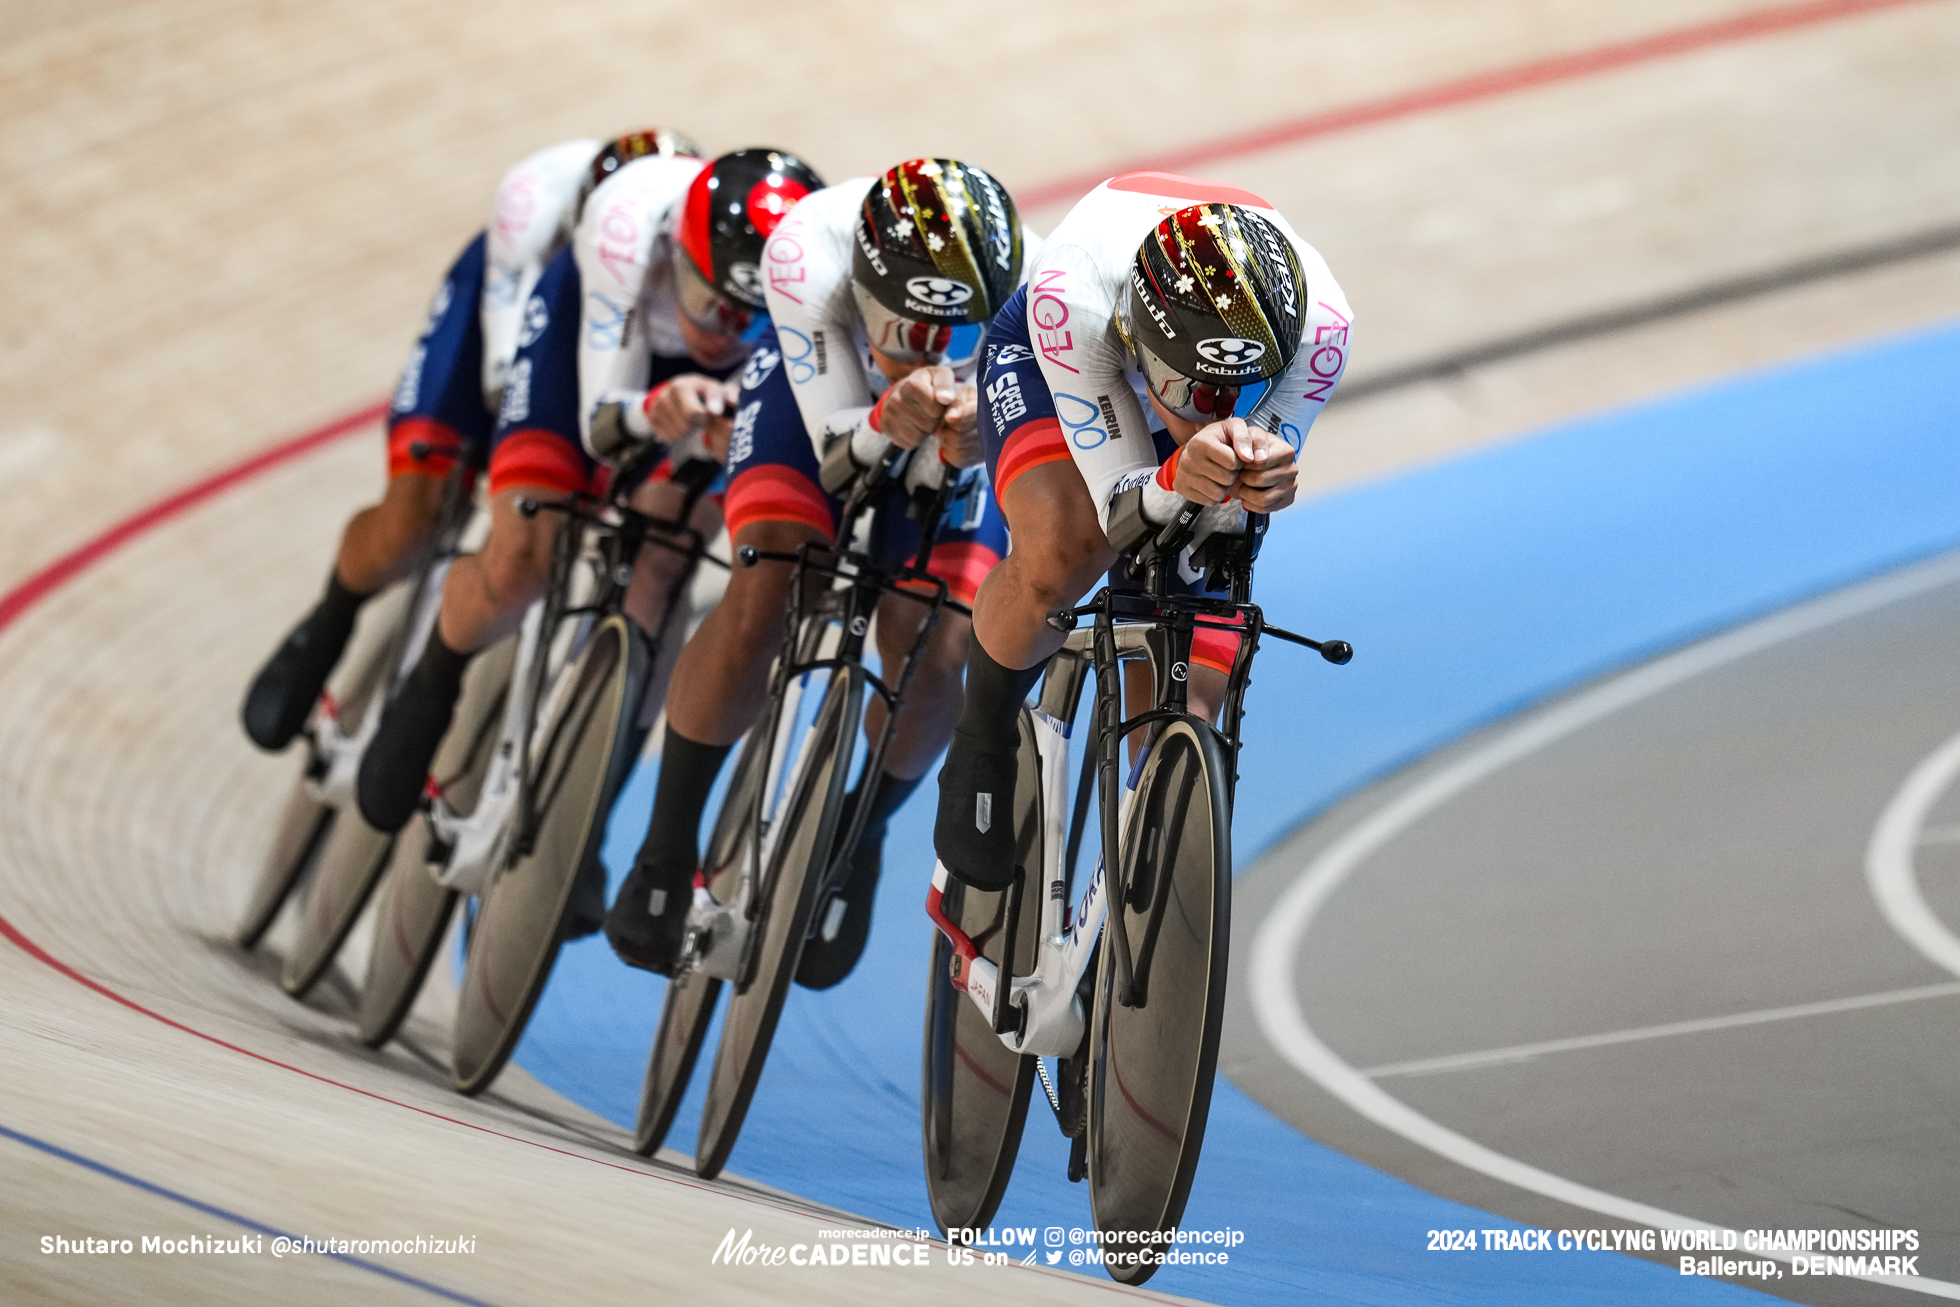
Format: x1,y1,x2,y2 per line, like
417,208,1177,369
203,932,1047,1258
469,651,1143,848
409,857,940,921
234,127,1352,1286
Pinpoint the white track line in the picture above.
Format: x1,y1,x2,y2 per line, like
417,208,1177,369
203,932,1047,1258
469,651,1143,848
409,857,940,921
1250,547,1960,1299
1866,729,1960,980
1363,981,1960,1079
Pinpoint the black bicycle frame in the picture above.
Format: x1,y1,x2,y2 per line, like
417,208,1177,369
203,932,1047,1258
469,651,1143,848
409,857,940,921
737,452,971,912
506,455,725,861
1046,511,1346,1009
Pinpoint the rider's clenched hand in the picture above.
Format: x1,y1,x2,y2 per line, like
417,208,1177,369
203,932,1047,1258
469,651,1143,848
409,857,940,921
700,381,740,464
933,383,983,468
876,365,959,451
1225,425,1298,513
645,375,735,448
1172,419,1299,513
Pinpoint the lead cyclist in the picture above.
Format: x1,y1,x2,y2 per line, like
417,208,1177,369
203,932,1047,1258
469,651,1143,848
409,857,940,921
932,172,1354,891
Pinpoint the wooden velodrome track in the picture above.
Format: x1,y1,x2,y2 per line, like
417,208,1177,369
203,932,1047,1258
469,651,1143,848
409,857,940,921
4,0,1957,1301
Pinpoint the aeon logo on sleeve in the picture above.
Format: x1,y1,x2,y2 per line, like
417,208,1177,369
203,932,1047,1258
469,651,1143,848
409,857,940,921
906,277,973,309
1195,337,1265,369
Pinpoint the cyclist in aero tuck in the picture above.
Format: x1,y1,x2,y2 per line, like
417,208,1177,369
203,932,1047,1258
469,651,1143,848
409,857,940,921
604,159,1037,985
933,172,1353,892
240,130,702,752
352,148,824,857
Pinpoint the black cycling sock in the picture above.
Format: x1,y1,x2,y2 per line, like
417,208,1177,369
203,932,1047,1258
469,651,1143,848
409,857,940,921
631,729,734,887
954,637,1045,749
314,570,372,646
242,571,378,751
932,639,1043,891
407,625,472,705
851,770,922,844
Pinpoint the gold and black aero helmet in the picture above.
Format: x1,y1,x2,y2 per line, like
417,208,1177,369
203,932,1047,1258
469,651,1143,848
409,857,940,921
575,128,705,221
1127,204,1306,422
851,159,1023,366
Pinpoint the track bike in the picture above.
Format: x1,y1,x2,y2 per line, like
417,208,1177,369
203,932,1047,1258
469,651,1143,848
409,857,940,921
235,458,479,991
354,454,724,1088
921,510,1350,1285
633,443,974,1178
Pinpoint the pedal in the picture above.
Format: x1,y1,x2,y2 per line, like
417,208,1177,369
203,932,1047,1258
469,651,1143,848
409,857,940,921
422,828,455,868
1067,1131,1087,1183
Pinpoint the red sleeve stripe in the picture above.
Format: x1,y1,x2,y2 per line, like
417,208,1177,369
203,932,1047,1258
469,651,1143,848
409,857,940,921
723,465,838,541
385,417,466,480
487,428,600,499
641,380,673,420
993,418,1070,501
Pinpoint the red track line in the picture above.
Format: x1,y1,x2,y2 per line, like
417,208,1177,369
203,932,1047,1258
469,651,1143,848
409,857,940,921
0,404,834,1220
1016,0,1946,210
0,405,1188,1303
0,0,1937,1273
0,404,388,634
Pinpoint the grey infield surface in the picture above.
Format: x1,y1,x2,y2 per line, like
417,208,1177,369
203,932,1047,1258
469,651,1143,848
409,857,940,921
1225,557,1960,1307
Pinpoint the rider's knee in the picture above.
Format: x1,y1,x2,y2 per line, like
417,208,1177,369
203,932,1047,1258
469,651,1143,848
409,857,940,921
476,524,552,610
373,479,443,549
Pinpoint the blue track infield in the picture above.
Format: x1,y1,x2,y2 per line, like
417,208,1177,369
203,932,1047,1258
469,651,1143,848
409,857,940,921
510,318,1960,1304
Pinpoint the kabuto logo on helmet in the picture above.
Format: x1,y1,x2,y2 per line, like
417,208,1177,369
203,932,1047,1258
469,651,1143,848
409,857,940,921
853,158,1023,331
854,222,889,278
728,262,763,299
1196,337,1265,368
1131,268,1175,338
905,276,973,310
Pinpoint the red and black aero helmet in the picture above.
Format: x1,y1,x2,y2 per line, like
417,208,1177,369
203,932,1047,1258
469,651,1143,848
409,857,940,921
1126,204,1306,421
849,158,1023,365
576,127,704,218
678,148,823,311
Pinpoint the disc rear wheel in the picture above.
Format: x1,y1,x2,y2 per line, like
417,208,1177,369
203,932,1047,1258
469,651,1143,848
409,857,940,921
634,720,770,1155
356,634,517,1047
1086,718,1231,1286
452,617,645,1095
693,668,862,1179
278,803,394,999
922,706,1045,1234
236,582,412,948
236,775,331,950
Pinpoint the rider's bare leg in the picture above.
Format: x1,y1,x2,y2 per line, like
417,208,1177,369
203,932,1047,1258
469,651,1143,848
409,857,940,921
334,471,449,594
355,483,564,832
793,569,973,990
606,517,826,973
621,477,725,638
935,461,1115,888
664,518,827,745
866,595,971,782
434,484,564,653
969,460,1116,671
241,471,456,752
